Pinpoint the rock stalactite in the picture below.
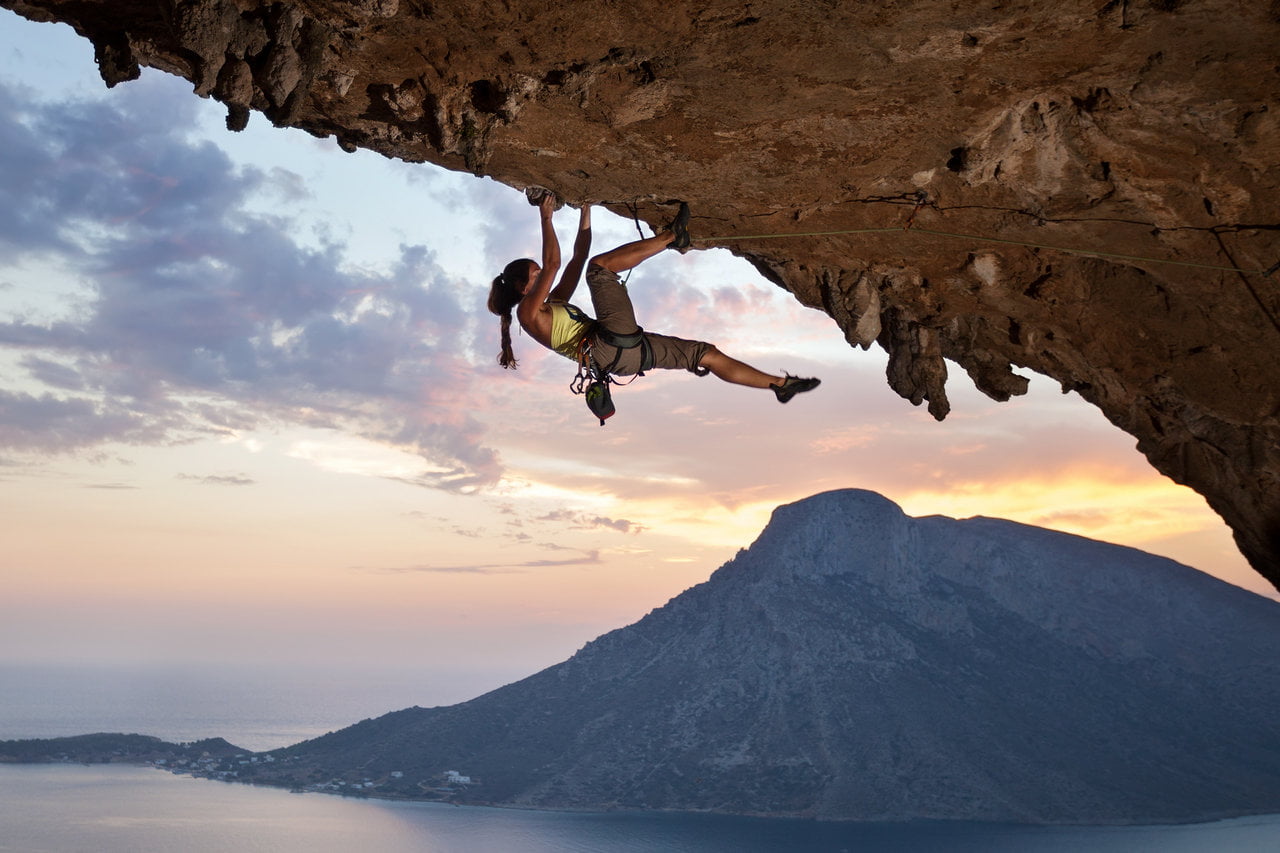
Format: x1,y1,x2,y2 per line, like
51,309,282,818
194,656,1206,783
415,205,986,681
4,0,1278,584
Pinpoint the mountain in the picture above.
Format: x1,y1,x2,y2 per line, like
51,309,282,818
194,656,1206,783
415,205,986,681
256,490,1280,822
6,0,1279,587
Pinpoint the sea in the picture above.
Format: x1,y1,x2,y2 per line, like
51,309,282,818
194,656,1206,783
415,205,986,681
2,662,1279,853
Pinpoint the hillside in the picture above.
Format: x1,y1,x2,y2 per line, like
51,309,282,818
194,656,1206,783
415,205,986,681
258,490,1280,822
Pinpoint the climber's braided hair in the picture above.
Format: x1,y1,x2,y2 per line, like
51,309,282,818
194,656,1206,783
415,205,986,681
487,258,536,369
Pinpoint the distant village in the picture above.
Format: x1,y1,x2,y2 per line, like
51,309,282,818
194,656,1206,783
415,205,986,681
154,751,477,800
1,734,477,802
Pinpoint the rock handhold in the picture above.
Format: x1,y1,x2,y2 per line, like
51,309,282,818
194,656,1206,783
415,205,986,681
524,186,563,209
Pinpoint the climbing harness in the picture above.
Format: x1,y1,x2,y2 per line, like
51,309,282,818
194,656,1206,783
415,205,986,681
566,305,654,426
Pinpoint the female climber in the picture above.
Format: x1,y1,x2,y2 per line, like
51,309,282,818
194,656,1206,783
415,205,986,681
486,193,820,406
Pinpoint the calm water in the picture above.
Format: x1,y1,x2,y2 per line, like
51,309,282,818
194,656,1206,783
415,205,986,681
2,765,1279,853
3,663,1279,852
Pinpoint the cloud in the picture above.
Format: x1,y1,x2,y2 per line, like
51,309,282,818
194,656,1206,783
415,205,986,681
521,549,602,567
176,473,256,486
0,389,171,451
475,339,1180,547
811,424,881,453
375,549,601,574
0,76,501,489
534,508,645,533
19,356,85,390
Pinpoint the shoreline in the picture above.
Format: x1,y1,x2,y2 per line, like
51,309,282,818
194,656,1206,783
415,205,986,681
4,753,1277,830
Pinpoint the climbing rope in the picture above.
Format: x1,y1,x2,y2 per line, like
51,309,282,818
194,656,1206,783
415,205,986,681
701,225,1275,277
606,196,1279,340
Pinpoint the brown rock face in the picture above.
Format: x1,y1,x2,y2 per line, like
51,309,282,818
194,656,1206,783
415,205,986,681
5,0,1278,585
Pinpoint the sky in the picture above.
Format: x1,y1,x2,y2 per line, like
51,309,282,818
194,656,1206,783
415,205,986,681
0,12,1268,705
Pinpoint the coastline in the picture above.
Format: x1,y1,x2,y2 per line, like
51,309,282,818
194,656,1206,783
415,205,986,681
4,735,1278,830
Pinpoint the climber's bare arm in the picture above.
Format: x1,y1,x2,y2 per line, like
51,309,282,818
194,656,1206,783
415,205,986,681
517,195,561,331
549,205,592,304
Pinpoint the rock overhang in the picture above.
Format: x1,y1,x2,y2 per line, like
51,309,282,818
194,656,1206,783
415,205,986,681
2,0,1277,584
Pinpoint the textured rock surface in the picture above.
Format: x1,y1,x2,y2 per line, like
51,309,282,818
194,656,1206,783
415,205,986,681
3,0,1278,582
256,490,1280,820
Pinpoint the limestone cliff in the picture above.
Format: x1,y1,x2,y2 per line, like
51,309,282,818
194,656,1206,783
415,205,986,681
4,0,1278,583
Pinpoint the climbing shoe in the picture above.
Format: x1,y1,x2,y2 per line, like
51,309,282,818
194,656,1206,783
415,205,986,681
666,201,692,252
771,375,821,403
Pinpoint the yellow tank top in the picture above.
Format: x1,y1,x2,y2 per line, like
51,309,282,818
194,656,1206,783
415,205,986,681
549,302,593,360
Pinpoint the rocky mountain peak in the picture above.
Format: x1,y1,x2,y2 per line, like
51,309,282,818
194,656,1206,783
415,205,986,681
730,488,916,583
243,489,1280,821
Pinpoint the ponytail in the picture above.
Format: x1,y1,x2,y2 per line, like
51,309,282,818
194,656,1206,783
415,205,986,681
488,261,533,370
498,308,517,369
